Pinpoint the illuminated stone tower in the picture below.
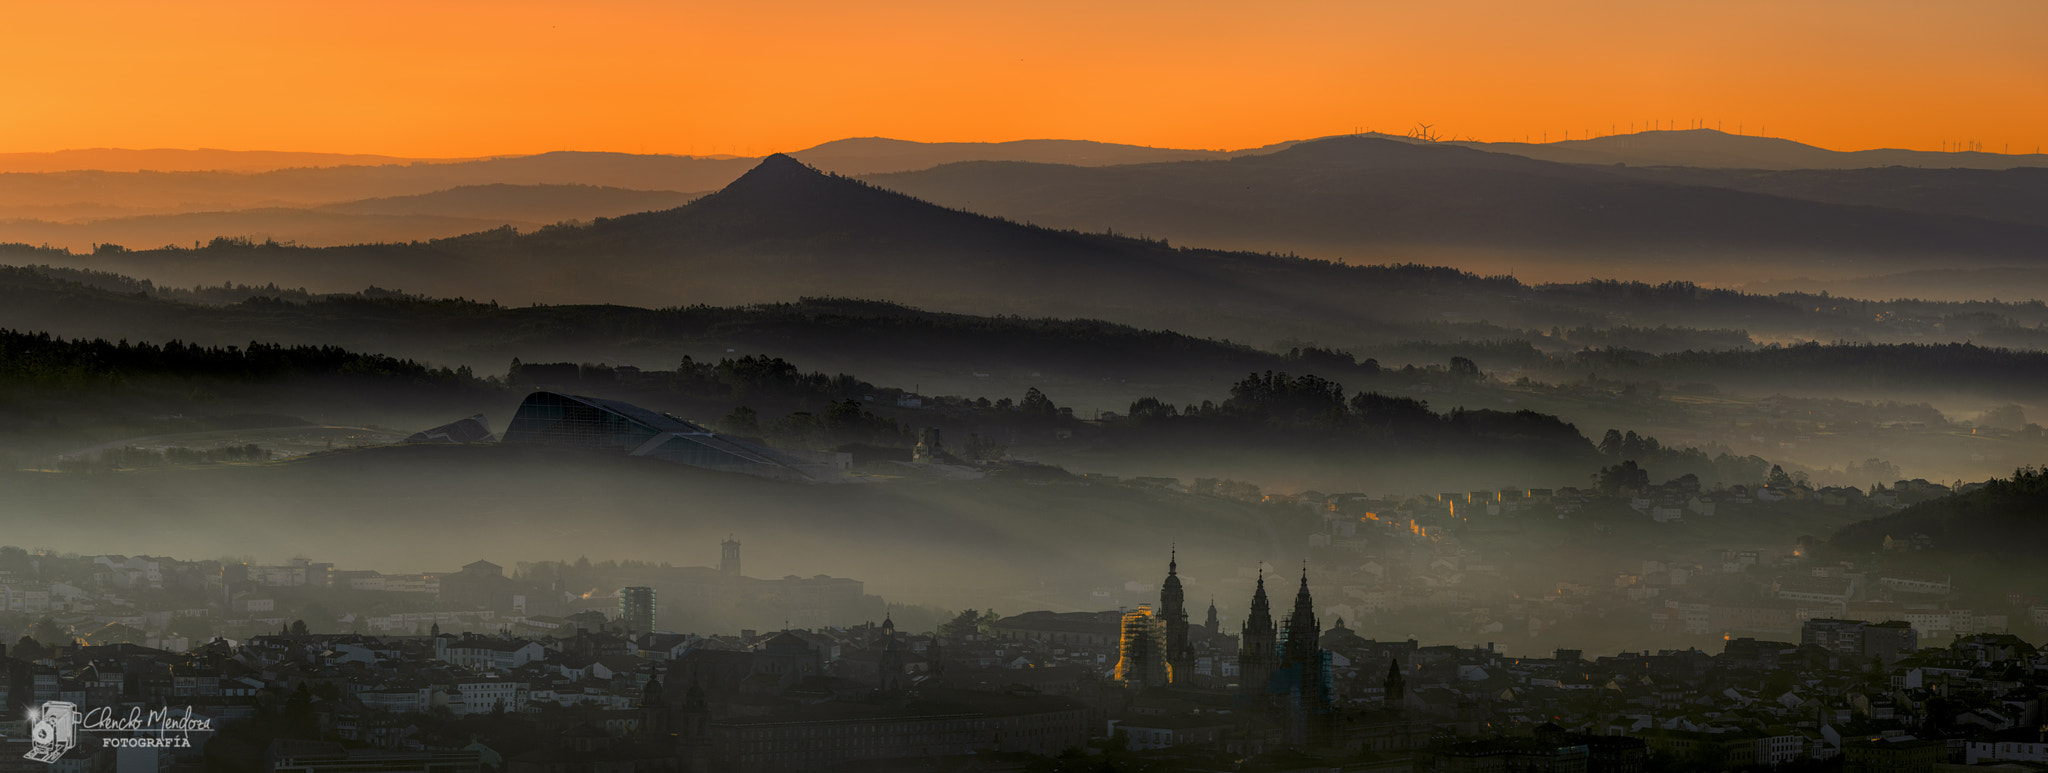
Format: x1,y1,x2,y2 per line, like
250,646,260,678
1239,568,1279,699
1160,548,1191,681
1114,605,1171,688
720,535,741,577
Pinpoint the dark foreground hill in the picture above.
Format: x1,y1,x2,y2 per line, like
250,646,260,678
1826,466,2048,599
1832,467,2048,559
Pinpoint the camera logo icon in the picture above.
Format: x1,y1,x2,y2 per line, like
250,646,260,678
24,701,78,763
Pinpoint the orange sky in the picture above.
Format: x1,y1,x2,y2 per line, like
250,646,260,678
4,0,2042,157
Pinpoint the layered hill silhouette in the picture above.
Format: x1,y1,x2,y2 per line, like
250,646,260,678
0,148,459,174
24,154,1554,345
6,133,2041,259
0,264,1312,403
868,136,2048,279
0,184,703,252
2,442,1293,608
0,139,1294,223
1456,128,2048,171
0,153,755,221
1605,165,2048,230
32,147,2048,346
787,136,1300,176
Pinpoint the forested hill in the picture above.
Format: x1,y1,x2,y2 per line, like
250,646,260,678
0,264,1336,384
1830,466,2048,558
0,327,497,447
1554,342,2048,400
16,260,2048,405
0,329,483,389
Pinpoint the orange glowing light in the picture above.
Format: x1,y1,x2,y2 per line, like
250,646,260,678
0,1,2039,156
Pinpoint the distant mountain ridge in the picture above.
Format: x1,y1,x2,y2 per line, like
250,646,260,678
868,136,2048,280
788,137,1303,176
1604,165,2048,230
8,129,2037,177
0,184,702,251
28,147,2048,342
18,153,1534,345
3,132,2040,258
0,148,468,174
313,184,699,221
1454,128,2048,171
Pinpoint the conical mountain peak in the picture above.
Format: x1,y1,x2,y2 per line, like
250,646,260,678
717,153,832,193
691,150,929,222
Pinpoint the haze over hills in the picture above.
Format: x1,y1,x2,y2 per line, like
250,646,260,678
11,255,2048,487
30,154,1404,342
0,153,757,221
1604,164,2048,230
314,184,699,221
1741,266,2048,303
1443,128,2048,171
25,148,2048,351
0,210,509,253
6,131,2044,261
0,442,1295,609
0,139,1292,222
0,140,1298,244
0,148,465,174
787,137,1301,176
869,136,2048,284
0,185,703,252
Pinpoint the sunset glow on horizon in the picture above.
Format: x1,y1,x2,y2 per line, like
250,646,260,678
5,0,2043,157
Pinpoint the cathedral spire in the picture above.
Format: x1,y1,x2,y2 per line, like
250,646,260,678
1239,563,1280,701
1160,546,1190,681
1293,564,1318,624
1247,566,1271,627
1384,657,1407,706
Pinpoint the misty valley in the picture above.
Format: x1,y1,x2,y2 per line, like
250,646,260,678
2,133,2046,772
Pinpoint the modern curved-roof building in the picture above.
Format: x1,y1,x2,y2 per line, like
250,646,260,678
502,391,846,481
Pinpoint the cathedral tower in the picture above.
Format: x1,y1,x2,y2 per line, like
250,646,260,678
1238,568,1279,699
1160,548,1191,680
